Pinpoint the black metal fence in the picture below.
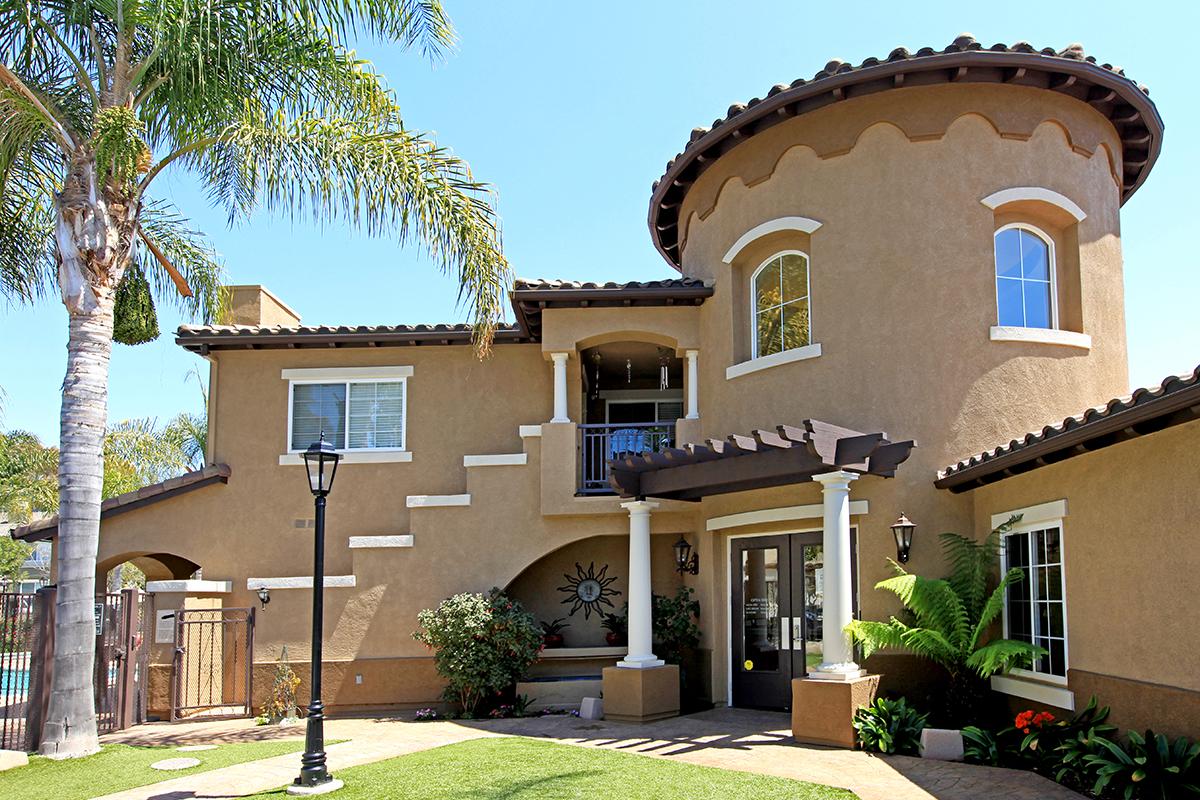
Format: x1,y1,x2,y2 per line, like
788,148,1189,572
578,422,675,494
0,587,151,751
0,592,40,750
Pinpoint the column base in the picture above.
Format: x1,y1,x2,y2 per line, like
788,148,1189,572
807,663,867,682
791,674,880,748
616,654,666,669
602,664,679,723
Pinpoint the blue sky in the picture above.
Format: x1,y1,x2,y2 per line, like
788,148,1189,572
3,1,1198,443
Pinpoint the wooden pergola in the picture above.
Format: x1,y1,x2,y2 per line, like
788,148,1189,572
607,419,915,501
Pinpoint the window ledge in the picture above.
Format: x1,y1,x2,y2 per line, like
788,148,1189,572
279,451,412,465
726,343,822,380
991,674,1075,710
990,326,1091,351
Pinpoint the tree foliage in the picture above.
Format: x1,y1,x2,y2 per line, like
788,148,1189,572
0,0,509,348
0,419,198,521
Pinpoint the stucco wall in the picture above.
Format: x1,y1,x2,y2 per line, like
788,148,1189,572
970,422,1200,736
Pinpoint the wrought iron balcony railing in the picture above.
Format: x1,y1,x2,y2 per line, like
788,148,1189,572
577,422,675,495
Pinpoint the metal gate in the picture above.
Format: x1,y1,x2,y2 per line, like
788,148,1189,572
0,592,41,750
95,590,153,734
171,607,255,720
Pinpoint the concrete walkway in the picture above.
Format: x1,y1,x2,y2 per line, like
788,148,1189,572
97,709,1084,800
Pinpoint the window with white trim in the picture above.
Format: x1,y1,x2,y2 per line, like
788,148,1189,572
751,251,811,358
995,224,1056,330
1002,524,1067,679
289,379,406,452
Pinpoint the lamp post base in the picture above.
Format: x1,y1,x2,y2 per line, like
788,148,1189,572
287,778,343,796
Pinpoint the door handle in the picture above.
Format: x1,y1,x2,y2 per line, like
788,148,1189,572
793,618,804,643
780,617,790,650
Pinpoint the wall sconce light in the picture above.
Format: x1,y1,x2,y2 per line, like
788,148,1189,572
891,513,916,564
673,536,699,575
257,586,271,610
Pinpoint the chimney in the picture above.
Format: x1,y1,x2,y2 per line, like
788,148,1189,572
221,285,301,327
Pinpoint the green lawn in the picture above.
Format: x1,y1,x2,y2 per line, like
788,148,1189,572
0,737,316,800
245,737,856,800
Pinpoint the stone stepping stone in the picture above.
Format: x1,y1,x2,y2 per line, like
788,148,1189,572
151,757,201,771
176,745,218,752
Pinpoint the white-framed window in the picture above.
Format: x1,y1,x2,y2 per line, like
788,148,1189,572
284,367,410,454
751,251,811,359
995,223,1056,330
1001,521,1068,682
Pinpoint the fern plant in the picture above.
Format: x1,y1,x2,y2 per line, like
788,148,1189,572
846,516,1046,726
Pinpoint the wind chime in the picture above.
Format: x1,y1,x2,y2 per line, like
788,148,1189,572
658,348,671,391
590,353,602,400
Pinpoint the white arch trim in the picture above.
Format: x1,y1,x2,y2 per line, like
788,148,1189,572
980,187,1087,222
721,216,823,264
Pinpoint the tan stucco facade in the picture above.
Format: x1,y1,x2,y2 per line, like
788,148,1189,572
67,74,1191,734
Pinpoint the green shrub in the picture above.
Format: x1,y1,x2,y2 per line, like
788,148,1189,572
962,725,1002,766
853,697,928,755
413,588,542,715
261,648,301,723
1084,730,1200,799
652,587,700,665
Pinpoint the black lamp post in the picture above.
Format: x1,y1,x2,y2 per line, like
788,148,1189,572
292,435,341,794
673,536,699,575
891,513,916,564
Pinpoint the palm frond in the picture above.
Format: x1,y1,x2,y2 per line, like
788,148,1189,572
178,106,508,349
0,429,60,520
968,567,1026,651
133,198,225,322
966,637,1047,678
875,572,971,650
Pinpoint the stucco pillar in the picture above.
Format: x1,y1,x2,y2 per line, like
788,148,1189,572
811,470,864,680
685,350,700,420
617,499,663,669
550,352,570,423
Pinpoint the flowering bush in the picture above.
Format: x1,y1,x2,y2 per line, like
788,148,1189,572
413,588,542,715
413,708,439,721
1015,709,1056,734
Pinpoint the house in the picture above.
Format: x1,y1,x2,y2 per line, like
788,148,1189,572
0,517,50,594
14,35,1196,740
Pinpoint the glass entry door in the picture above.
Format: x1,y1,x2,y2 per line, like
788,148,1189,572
730,531,856,711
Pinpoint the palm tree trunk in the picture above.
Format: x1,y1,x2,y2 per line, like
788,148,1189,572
40,156,133,758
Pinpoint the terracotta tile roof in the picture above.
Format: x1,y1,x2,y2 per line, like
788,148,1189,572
11,464,232,542
513,277,709,292
177,322,533,352
937,366,1200,492
649,34,1164,268
511,276,713,338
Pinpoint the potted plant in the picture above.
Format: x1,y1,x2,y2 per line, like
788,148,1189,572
540,618,569,648
601,610,626,646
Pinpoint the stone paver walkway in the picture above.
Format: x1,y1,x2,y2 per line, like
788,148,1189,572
97,709,1084,800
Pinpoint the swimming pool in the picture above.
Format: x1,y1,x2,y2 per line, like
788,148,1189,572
1,667,29,695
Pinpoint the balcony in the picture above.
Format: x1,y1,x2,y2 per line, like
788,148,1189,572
578,422,676,495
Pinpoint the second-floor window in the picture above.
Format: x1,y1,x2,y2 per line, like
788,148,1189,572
752,251,811,358
995,224,1055,329
289,379,406,452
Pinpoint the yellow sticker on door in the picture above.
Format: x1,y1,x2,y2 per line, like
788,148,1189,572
743,659,754,671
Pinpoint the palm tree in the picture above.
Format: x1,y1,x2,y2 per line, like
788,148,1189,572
846,517,1047,727
1,0,508,757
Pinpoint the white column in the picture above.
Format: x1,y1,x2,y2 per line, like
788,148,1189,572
617,500,664,669
811,470,864,680
685,349,700,420
550,352,570,423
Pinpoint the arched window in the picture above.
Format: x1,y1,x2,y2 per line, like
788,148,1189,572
995,224,1055,329
752,252,810,358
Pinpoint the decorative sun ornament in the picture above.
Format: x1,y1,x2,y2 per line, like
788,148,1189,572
557,562,621,619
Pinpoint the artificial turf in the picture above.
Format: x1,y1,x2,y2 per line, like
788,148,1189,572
0,737,315,800
244,736,857,799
